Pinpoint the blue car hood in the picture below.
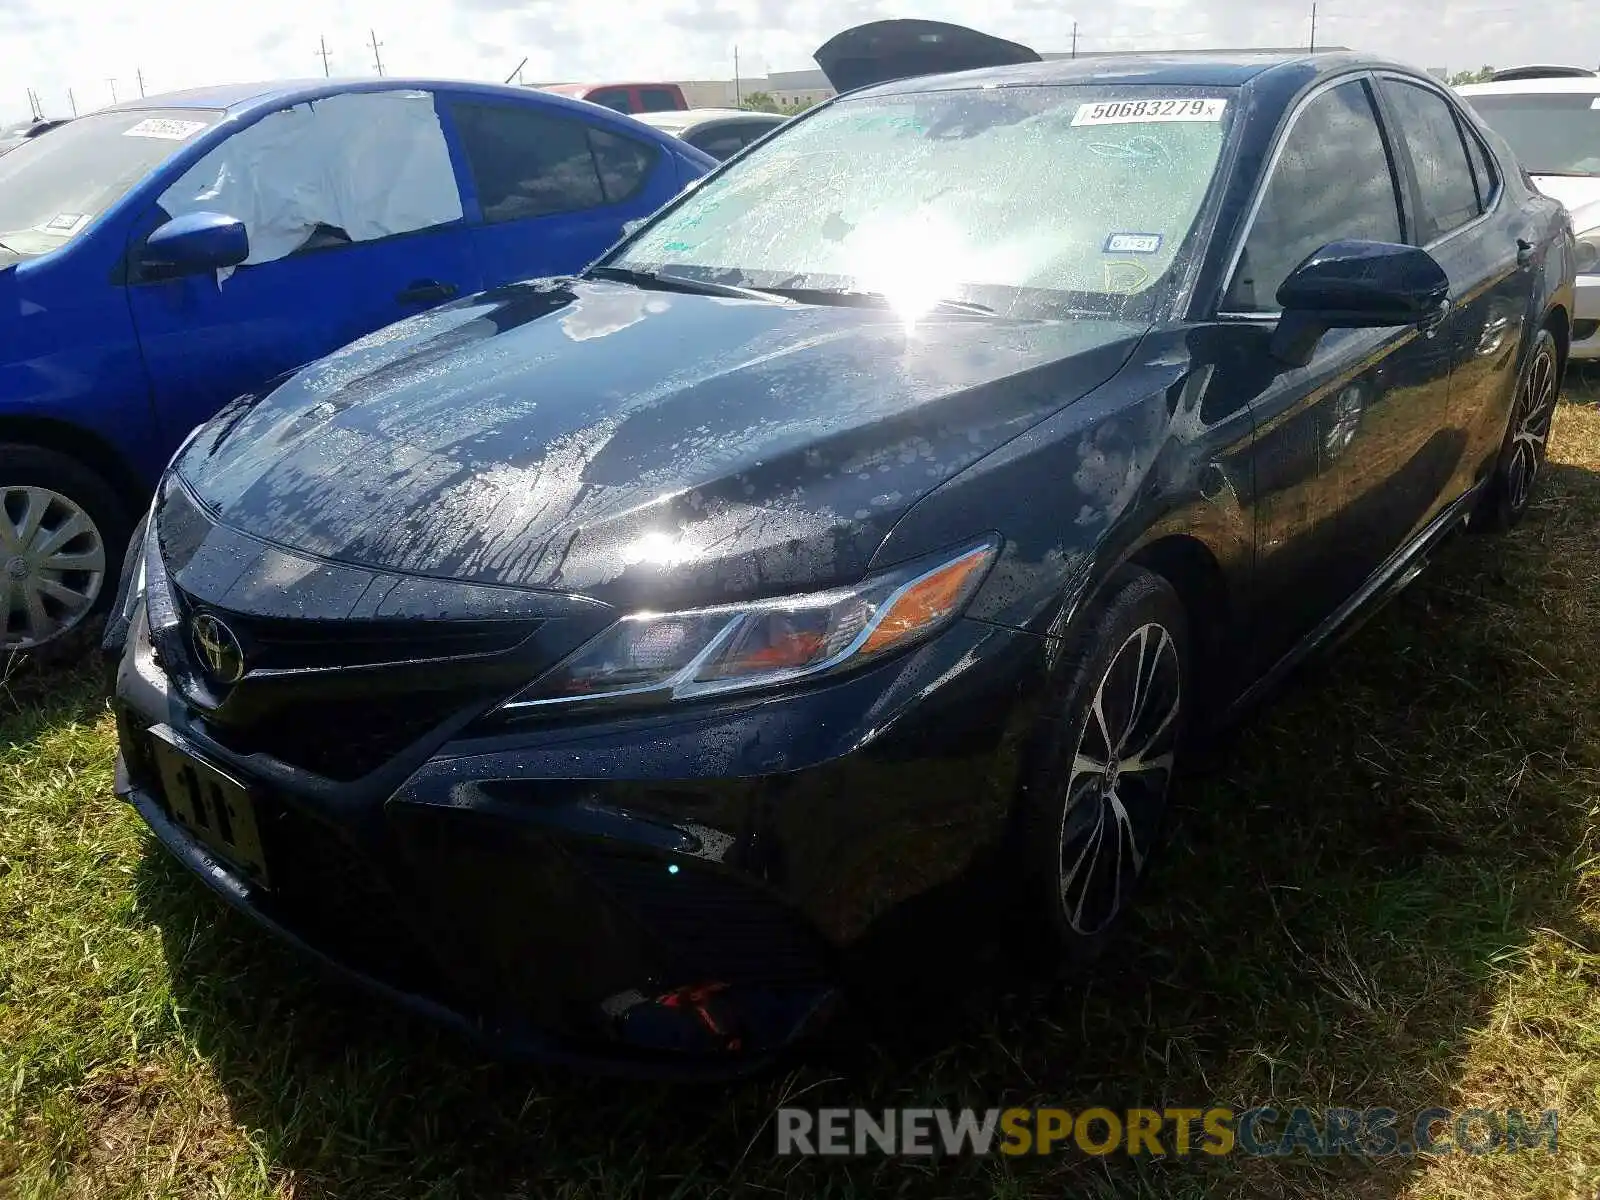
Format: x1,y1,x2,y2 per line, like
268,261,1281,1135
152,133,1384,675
175,279,1144,608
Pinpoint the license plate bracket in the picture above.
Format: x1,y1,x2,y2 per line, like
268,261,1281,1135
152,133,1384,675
148,728,271,888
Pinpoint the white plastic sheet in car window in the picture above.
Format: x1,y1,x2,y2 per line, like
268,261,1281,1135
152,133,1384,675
157,89,463,272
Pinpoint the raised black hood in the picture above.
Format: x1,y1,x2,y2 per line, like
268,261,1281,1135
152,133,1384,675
814,20,1042,92
173,279,1144,611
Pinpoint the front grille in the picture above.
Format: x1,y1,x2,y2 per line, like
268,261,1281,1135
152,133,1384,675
203,693,472,782
568,846,830,987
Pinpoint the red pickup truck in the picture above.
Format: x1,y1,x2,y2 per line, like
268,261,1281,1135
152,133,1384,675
540,82,688,114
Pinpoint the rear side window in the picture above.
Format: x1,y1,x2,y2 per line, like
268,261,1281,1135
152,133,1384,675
588,128,657,203
1225,80,1403,313
1382,80,1482,241
586,89,633,114
454,102,643,222
687,128,748,160
1460,118,1500,210
638,88,681,113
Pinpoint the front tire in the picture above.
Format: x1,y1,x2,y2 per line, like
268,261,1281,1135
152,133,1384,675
1477,326,1560,531
1,444,131,658
1016,567,1190,963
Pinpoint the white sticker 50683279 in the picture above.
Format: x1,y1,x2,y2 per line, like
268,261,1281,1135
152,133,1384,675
122,117,208,140
1073,98,1228,126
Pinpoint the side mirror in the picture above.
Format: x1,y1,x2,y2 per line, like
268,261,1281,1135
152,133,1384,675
1270,240,1451,368
140,212,249,280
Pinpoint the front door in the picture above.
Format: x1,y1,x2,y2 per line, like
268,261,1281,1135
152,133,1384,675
1213,76,1458,674
127,89,482,445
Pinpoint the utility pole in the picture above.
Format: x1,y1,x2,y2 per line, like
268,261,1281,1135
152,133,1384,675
1309,2,1318,52
317,34,333,77
106,77,118,103
136,67,146,97
734,45,741,106
1072,21,1080,58
368,29,385,77
67,88,76,116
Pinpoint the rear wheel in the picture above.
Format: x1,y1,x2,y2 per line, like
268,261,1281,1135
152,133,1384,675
1016,568,1190,963
0,444,131,657
1477,327,1560,531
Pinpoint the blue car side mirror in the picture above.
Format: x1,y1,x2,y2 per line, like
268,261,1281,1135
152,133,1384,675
1271,240,1451,368
141,212,250,280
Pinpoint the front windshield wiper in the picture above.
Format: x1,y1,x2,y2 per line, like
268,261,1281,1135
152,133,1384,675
587,265,790,304
760,286,996,315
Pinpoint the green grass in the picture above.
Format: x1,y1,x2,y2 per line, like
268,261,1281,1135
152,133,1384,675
3,399,1600,1198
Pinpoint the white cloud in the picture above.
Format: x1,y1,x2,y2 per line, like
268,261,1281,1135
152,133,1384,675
1,0,1593,123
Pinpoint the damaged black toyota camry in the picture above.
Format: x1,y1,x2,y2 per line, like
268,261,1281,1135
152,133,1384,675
107,44,1573,1073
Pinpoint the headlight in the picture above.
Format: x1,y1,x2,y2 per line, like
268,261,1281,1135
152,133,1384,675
1576,229,1600,274
500,539,999,714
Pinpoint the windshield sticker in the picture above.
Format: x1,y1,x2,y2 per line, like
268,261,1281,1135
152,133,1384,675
1104,232,1164,255
1591,97,1600,109
1103,261,1152,293
1072,98,1227,127
122,118,208,140
37,212,90,235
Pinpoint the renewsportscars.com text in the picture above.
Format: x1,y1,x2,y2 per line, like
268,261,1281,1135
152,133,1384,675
776,1106,1559,1158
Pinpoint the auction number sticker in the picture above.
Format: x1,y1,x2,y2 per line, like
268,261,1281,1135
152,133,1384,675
122,118,208,140
1073,98,1227,126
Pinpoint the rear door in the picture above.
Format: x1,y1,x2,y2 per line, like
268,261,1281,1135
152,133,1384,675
1376,74,1529,499
444,96,677,286
128,89,481,445
1209,76,1456,672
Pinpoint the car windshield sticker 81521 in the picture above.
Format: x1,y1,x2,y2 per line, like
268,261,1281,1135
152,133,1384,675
122,118,209,140
1072,98,1227,126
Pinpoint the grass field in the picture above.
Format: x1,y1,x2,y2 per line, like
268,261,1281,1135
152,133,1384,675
2,397,1599,1199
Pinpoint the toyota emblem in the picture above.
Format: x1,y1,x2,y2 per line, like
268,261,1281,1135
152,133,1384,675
190,612,245,685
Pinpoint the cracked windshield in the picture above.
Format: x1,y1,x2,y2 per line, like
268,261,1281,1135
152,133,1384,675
616,86,1234,319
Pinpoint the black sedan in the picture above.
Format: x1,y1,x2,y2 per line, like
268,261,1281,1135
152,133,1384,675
108,49,1574,1073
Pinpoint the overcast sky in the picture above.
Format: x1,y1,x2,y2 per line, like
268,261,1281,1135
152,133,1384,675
2,0,1594,124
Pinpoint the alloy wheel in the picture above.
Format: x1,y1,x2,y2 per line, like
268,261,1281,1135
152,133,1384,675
1058,621,1182,936
1506,343,1558,514
1,485,107,649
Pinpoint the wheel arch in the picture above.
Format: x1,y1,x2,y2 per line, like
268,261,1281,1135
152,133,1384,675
1123,533,1230,681
0,415,149,512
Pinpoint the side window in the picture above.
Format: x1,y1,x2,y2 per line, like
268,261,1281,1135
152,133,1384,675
155,90,463,265
1382,81,1482,241
1225,80,1403,313
451,102,605,222
688,128,747,160
638,88,681,113
586,89,633,114
588,128,658,203
1459,117,1500,211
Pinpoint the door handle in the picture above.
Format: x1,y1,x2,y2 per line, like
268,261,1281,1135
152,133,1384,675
1517,237,1536,268
396,280,459,304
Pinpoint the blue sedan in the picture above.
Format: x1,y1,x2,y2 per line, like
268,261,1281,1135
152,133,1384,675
0,78,713,651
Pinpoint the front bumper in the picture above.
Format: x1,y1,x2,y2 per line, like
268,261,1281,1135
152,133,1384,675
113,593,1043,1074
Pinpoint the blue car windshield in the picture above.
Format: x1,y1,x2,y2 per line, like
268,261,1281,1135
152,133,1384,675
0,108,221,256
609,85,1236,320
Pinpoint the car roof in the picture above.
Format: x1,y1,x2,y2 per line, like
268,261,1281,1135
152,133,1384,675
1458,76,1600,96
103,77,602,116
848,50,1404,98
637,109,784,132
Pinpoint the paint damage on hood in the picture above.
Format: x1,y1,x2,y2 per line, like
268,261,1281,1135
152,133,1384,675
174,278,1145,611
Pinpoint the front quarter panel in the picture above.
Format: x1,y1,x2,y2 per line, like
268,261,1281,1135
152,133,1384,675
873,328,1255,671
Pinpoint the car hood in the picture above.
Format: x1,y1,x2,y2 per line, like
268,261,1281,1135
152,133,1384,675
175,279,1144,610
813,20,1042,92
